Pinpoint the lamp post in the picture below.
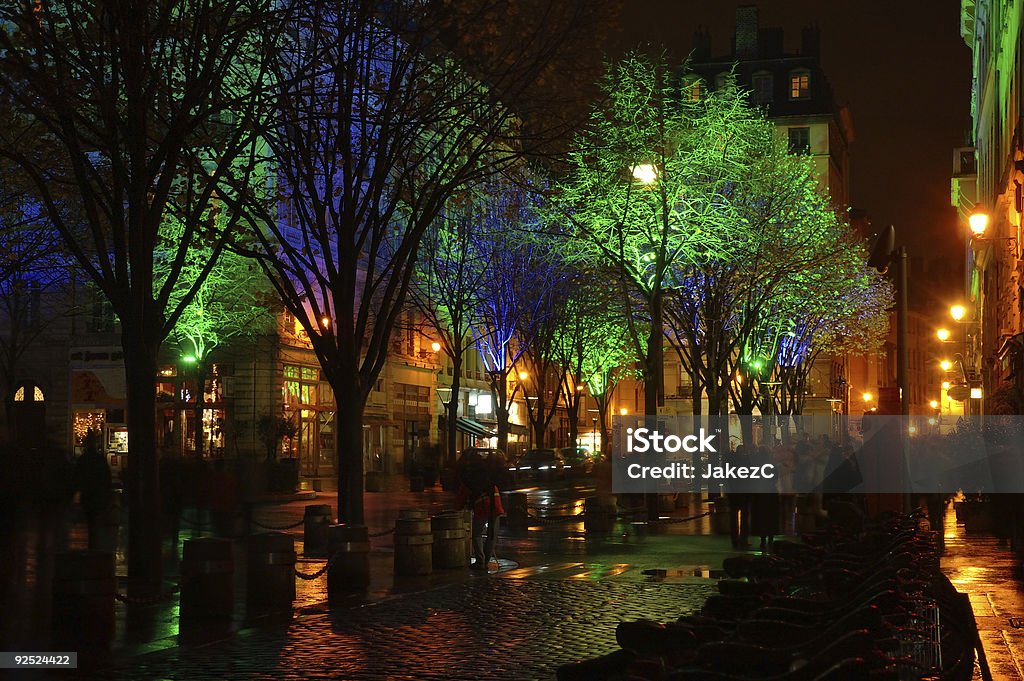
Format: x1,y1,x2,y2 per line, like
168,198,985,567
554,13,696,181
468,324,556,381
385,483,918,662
867,225,911,512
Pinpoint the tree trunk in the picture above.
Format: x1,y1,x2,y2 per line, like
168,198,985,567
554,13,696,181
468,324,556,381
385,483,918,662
495,376,509,453
445,355,462,468
122,342,162,586
193,361,207,457
643,290,664,416
567,393,580,449
335,396,366,525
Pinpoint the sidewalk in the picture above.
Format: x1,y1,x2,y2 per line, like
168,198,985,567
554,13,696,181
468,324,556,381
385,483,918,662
21,488,1008,680
942,507,1024,680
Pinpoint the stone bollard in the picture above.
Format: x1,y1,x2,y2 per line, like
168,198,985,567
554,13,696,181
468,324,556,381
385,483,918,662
431,512,467,569
180,537,234,621
51,550,116,650
584,496,616,533
246,532,296,611
394,509,432,576
303,504,333,557
506,492,529,533
327,524,370,603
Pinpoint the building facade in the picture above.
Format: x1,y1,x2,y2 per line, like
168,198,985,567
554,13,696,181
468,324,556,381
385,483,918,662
957,0,1024,409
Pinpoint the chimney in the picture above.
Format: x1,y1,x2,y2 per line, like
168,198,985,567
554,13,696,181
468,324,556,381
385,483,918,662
801,25,821,57
692,26,711,61
735,6,759,59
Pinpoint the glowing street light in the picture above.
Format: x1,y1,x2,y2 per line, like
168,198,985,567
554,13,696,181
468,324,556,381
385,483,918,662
431,341,441,352
940,360,953,372
950,304,966,321
632,163,658,184
968,206,989,237
929,400,939,409
619,407,628,415
862,392,873,403
936,328,951,342
517,370,529,381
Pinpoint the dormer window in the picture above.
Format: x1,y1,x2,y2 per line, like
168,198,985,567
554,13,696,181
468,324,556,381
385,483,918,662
789,69,810,100
751,71,773,103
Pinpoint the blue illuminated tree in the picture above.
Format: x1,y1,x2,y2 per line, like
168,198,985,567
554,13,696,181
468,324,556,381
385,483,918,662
470,176,556,453
238,1,591,524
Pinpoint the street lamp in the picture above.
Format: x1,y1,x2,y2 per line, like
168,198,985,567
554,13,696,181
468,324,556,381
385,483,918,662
940,360,953,372
950,304,966,322
867,225,909,416
968,207,989,237
632,163,658,185
936,328,951,342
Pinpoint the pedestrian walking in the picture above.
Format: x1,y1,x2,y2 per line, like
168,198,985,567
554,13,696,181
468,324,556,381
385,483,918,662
727,445,751,549
751,445,780,553
74,429,113,550
455,447,508,571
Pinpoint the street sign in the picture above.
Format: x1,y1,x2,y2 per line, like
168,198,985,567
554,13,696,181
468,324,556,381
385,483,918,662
947,385,970,401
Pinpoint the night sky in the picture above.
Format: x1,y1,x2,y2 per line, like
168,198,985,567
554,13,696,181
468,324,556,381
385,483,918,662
613,0,972,276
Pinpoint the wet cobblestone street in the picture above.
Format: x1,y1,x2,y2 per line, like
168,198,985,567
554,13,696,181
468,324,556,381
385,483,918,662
105,578,714,681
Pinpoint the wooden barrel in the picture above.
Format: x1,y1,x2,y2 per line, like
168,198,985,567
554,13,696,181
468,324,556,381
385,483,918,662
394,515,432,576
506,492,529,532
327,524,370,602
431,513,467,569
398,508,428,520
303,505,333,557
51,550,116,649
180,537,234,621
246,532,296,610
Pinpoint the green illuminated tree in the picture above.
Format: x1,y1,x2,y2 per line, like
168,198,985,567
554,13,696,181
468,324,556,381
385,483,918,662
553,278,635,457
160,220,276,457
554,54,767,418
661,94,851,424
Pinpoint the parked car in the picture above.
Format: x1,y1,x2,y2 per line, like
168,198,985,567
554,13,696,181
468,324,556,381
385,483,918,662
512,448,567,483
558,447,594,475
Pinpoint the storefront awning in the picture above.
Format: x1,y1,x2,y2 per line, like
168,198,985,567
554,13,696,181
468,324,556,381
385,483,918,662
456,417,495,438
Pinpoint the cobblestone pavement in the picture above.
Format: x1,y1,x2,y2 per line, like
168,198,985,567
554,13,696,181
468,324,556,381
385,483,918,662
102,578,714,681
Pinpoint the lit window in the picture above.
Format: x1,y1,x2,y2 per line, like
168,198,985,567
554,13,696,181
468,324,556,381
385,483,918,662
34,386,44,402
788,127,811,154
751,71,773,103
789,70,810,99
13,387,24,402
